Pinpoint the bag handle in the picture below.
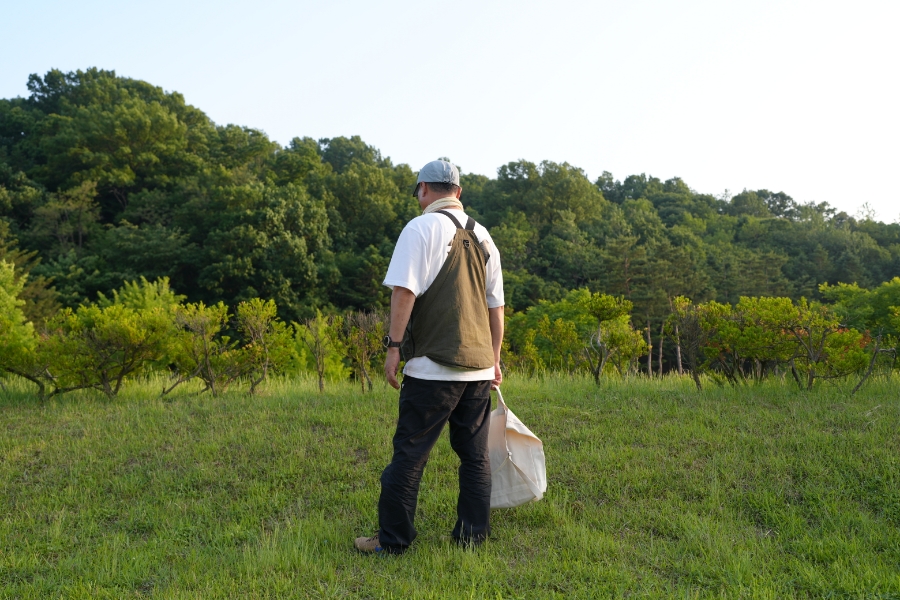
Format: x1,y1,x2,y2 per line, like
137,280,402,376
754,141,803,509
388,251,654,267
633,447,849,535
512,461,545,500
492,386,508,412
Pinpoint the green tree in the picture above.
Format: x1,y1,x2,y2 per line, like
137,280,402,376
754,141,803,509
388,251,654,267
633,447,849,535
0,221,59,325
502,327,544,376
192,183,331,321
96,276,185,313
21,69,213,218
820,278,900,339
235,298,293,395
668,297,729,390
28,181,100,257
784,299,867,390
167,302,243,396
701,296,797,384
341,311,386,392
0,261,46,396
42,303,173,398
579,292,644,381
537,315,582,373
295,310,347,392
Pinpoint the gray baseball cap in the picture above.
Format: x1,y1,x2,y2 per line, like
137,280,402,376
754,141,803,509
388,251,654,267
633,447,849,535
413,160,460,196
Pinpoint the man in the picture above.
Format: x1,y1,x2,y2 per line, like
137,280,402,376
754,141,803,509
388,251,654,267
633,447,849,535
355,159,504,554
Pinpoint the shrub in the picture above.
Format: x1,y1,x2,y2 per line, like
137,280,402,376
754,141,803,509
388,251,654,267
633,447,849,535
341,311,386,393
166,302,243,396
97,276,185,314
293,310,348,393
506,289,645,382
42,303,173,398
0,261,48,397
235,298,293,394
580,292,645,382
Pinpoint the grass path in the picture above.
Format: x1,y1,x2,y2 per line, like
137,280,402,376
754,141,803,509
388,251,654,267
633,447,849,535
1,375,898,598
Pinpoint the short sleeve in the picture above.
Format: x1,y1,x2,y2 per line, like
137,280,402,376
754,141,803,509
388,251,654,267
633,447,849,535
383,224,429,296
479,231,505,308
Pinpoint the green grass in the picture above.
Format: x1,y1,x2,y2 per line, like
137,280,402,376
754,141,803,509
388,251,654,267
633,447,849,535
1,373,898,599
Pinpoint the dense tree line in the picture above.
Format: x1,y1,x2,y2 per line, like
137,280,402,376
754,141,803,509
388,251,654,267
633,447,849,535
2,69,899,378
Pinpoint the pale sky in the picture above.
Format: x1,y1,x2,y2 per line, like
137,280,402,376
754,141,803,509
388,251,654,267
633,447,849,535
3,0,899,222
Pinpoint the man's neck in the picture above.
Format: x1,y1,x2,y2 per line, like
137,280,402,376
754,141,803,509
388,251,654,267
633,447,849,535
422,196,464,215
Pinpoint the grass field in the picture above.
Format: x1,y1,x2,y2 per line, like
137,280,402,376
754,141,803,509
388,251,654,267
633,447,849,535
1,373,898,599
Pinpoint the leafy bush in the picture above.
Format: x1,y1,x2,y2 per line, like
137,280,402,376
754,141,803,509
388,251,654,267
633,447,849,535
340,311,386,393
700,296,797,384
2,259,893,399
166,302,242,396
506,289,645,381
97,276,185,314
235,298,293,394
580,292,645,381
0,261,46,396
42,303,173,398
671,295,874,390
293,310,348,392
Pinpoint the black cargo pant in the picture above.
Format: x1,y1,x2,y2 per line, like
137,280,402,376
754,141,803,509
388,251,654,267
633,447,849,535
378,376,492,553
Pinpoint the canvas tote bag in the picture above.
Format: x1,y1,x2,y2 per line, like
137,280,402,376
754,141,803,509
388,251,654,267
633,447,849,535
488,388,547,508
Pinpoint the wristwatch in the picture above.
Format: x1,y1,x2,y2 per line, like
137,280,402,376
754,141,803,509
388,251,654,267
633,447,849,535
383,335,402,349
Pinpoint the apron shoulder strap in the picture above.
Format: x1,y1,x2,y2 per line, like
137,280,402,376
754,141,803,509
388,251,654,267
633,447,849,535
435,209,488,262
434,209,463,229
434,210,476,231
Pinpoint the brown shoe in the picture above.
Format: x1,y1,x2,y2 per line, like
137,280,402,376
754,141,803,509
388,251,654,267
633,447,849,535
354,533,383,553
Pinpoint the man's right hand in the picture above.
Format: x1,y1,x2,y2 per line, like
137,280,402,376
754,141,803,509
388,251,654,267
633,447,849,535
384,347,401,389
491,363,503,389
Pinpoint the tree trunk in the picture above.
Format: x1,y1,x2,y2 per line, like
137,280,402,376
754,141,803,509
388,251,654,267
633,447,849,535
675,324,683,375
315,342,326,393
646,323,653,377
852,333,882,395
162,363,203,397
789,359,802,389
362,363,373,392
658,321,665,377
691,369,702,391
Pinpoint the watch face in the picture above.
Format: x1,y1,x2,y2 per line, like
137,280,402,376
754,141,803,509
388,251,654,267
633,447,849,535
382,335,391,348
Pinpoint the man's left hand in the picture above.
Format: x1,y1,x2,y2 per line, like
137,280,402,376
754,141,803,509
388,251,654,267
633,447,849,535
385,348,401,389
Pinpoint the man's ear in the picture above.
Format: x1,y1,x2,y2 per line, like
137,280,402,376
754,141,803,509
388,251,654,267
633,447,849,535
455,186,462,199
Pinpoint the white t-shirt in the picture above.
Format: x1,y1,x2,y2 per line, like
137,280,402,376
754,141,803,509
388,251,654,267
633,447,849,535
383,207,504,381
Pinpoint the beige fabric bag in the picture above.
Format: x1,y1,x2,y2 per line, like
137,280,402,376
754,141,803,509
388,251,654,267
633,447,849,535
488,388,547,509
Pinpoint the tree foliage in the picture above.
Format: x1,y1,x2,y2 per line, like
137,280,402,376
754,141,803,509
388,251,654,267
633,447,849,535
1,68,899,389
0,261,43,393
